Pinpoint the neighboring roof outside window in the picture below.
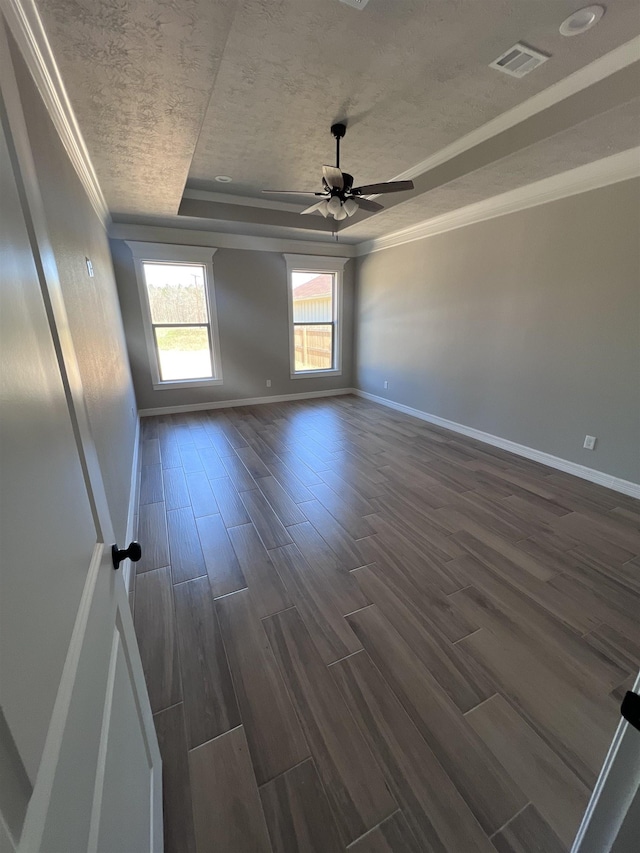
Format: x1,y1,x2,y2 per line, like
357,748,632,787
292,274,333,301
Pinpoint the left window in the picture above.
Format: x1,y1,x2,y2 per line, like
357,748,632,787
127,243,222,389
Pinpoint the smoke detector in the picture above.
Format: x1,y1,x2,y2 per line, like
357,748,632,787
489,43,550,78
339,0,370,9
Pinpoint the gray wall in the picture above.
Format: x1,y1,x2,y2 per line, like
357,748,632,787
12,42,138,541
111,241,355,411
356,179,640,483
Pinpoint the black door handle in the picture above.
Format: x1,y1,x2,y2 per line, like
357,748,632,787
621,691,640,733
112,541,142,571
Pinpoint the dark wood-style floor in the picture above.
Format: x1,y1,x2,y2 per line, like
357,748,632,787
131,395,640,853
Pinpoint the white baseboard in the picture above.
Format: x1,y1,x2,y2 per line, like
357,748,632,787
122,416,141,594
354,389,640,500
138,387,355,417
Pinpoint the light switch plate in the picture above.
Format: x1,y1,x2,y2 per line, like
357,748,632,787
583,435,597,450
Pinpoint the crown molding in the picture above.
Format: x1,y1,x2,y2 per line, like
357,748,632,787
1,0,110,226
356,148,640,256
109,222,358,257
384,36,640,189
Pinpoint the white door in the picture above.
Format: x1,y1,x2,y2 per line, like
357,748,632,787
572,672,640,853
0,22,161,853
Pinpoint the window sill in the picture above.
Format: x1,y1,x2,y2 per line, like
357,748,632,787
153,378,224,391
290,369,342,380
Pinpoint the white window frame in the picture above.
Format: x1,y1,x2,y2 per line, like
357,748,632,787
284,254,348,379
126,242,223,390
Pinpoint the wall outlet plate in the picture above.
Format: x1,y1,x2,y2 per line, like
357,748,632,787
383,380,389,389
266,379,271,388
583,435,597,450
85,257,94,277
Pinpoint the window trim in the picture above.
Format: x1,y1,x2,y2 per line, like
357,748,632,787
284,254,348,379
126,242,223,390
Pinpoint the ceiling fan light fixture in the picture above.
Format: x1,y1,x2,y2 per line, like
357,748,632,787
327,196,342,216
264,124,414,217
343,198,359,217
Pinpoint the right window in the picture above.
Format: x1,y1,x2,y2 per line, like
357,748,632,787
285,255,347,378
292,271,335,373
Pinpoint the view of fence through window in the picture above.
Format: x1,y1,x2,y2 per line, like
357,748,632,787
292,271,334,372
142,262,214,381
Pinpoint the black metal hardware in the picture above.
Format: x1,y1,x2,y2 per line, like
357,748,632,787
112,541,142,571
331,122,346,168
620,691,640,733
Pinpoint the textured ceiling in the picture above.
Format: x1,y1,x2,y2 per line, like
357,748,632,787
36,0,240,214
34,0,640,234
339,98,640,242
188,0,640,195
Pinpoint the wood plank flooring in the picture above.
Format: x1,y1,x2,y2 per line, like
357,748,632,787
132,395,640,853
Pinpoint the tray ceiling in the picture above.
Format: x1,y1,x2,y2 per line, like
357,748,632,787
340,97,640,243
34,0,640,240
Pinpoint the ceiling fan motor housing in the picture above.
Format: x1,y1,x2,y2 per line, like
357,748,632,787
323,172,354,199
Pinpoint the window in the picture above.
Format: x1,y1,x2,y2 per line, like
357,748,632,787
284,254,348,378
127,243,222,389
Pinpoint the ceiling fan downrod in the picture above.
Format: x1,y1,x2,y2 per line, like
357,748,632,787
331,123,346,170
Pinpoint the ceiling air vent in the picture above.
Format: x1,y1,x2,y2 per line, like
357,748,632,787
489,43,549,78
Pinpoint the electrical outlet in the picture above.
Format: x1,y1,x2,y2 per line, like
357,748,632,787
583,435,597,450
383,380,389,390
85,257,94,277
266,379,271,388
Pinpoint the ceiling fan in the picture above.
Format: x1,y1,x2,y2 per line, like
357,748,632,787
262,123,414,220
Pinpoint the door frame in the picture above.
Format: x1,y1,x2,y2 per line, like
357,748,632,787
0,8,112,545
571,671,640,853
0,12,161,851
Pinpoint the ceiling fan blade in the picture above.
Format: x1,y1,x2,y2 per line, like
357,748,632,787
322,165,344,190
301,200,328,216
355,197,384,213
352,180,414,195
261,190,325,196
